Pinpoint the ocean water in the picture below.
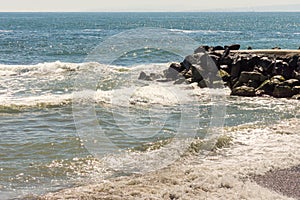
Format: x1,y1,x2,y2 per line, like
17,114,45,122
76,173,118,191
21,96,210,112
0,12,300,199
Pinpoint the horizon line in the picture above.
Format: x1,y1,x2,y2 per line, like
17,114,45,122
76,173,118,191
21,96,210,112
1,10,300,13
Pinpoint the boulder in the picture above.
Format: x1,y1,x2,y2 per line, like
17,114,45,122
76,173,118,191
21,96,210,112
283,79,299,87
163,67,180,81
209,54,220,67
218,69,230,82
227,44,240,50
238,57,255,72
169,63,184,72
182,53,205,70
272,61,292,79
191,65,204,83
198,80,207,88
149,73,163,80
258,57,273,72
248,80,260,88
288,55,299,69
271,75,285,82
231,86,256,97
244,56,260,71
272,46,281,50
212,46,224,51
292,86,300,94
256,80,274,95
183,70,192,79
194,45,209,53
138,71,152,81
294,71,300,80
273,85,293,98
230,58,243,78
220,56,233,66
238,71,267,83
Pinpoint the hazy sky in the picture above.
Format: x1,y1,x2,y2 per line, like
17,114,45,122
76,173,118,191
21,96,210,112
0,0,300,12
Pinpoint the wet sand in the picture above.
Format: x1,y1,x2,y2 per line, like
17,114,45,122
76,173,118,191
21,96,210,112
40,119,300,200
253,165,300,199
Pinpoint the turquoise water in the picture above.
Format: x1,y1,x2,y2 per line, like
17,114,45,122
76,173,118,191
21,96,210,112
0,12,299,199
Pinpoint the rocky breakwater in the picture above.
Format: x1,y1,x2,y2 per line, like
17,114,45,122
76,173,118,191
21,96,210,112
139,45,300,99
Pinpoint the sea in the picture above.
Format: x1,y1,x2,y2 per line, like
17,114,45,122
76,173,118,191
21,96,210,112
0,12,299,199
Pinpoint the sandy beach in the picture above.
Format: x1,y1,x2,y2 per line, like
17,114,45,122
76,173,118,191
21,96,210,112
40,118,300,200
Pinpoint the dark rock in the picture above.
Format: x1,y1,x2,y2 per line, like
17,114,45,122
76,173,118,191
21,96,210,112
194,45,209,53
230,58,242,79
191,65,204,83
182,70,192,79
227,44,241,51
169,63,184,73
231,86,256,97
222,47,230,58
238,71,267,83
256,80,274,95
244,56,261,71
283,79,299,87
232,80,243,89
175,44,299,98
220,56,233,66
258,57,273,72
208,54,220,67
272,60,293,79
294,71,300,80
232,57,254,72
218,69,230,82
212,46,224,51
248,80,260,88
208,51,222,58
272,46,281,50
138,71,152,81
182,53,205,70
292,86,300,94
288,55,299,69
163,68,180,81
198,80,207,88
149,73,162,80
247,46,252,50
273,85,293,98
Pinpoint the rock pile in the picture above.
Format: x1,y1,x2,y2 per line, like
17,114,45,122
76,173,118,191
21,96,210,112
139,45,300,99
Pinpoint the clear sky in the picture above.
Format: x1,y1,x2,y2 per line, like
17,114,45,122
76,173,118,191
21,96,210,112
0,0,300,12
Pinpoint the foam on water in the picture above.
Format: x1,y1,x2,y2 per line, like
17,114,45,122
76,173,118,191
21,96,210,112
169,29,242,34
0,62,219,109
42,118,300,200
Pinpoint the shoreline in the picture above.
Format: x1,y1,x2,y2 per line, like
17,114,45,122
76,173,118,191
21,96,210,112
40,118,300,200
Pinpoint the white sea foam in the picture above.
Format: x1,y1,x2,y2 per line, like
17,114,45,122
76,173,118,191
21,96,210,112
0,30,13,33
169,29,242,34
0,61,88,76
0,94,72,109
42,118,300,200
